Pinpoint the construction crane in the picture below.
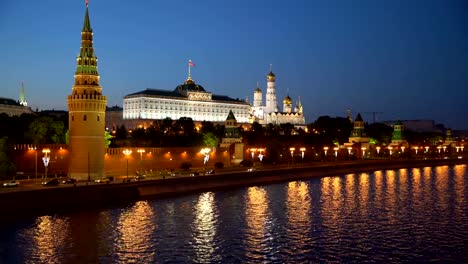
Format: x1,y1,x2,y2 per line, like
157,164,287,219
362,112,383,123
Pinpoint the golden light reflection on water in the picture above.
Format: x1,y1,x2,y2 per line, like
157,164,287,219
453,165,466,215
27,215,70,264
245,186,269,252
116,201,156,260
435,166,450,210
412,168,422,200
374,170,383,204
286,181,311,246
358,173,370,216
320,176,343,228
193,192,217,260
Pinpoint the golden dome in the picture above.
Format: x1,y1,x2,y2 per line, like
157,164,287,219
267,70,276,81
283,95,292,104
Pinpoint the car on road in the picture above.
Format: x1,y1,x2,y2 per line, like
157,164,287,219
206,169,215,174
247,168,256,172
133,175,145,181
95,176,114,183
190,172,200,177
62,178,77,184
2,181,19,187
42,179,59,186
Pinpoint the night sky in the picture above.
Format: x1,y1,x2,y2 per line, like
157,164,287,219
2,0,467,129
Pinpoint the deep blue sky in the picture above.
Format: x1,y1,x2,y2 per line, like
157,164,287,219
2,0,467,129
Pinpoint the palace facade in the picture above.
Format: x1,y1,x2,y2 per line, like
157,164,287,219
123,75,251,125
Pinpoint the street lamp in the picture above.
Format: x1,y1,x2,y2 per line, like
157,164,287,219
123,149,132,182
29,147,37,181
258,148,265,162
323,146,328,161
42,148,50,180
300,147,306,163
413,146,419,155
442,146,447,153
347,147,352,159
333,147,339,159
376,146,381,155
388,146,393,157
437,146,442,154
137,149,145,175
289,147,295,165
200,148,211,170
425,146,429,153
361,147,366,159
250,148,257,159
401,146,405,153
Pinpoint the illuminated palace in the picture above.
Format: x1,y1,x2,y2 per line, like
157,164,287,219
123,72,250,125
67,2,107,180
250,67,305,126
121,67,306,128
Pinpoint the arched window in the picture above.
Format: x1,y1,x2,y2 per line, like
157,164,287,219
84,115,87,121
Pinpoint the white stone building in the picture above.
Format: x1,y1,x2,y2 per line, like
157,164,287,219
123,76,251,124
250,68,305,126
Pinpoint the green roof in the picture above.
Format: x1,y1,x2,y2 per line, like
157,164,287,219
82,6,92,32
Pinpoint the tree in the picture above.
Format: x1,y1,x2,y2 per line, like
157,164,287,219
0,137,15,179
105,131,113,148
203,132,219,148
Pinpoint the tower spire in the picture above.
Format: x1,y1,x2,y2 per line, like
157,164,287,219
19,81,27,106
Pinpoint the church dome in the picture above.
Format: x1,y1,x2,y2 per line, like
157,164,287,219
283,95,292,104
174,78,206,93
254,87,262,93
267,70,276,81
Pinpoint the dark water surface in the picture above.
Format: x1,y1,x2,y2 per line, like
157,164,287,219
1,165,467,263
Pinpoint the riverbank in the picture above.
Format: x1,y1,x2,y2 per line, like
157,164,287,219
1,158,466,221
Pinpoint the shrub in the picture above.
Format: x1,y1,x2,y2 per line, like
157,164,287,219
180,162,192,170
214,162,224,169
239,159,253,167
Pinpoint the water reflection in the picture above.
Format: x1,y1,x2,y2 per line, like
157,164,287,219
115,201,156,263
245,186,270,259
22,215,71,264
286,181,311,252
358,173,370,216
192,192,218,262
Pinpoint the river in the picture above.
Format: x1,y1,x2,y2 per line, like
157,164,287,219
1,165,467,263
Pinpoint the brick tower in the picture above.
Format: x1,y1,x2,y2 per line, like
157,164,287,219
67,2,107,180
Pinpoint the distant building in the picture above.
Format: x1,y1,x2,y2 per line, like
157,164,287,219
348,113,369,144
0,82,33,116
390,120,408,148
250,67,306,127
383,120,439,133
123,73,251,126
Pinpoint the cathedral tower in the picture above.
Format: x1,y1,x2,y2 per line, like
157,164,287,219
253,82,263,107
18,81,27,106
67,2,107,180
265,65,278,114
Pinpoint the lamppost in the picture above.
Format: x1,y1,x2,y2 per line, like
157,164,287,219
137,149,145,175
347,147,352,159
388,146,393,158
200,147,211,171
29,147,37,181
250,148,257,159
413,146,419,155
361,147,366,159
334,147,339,160
437,146,442,154
123,149,132,182
300,147,306,164
42,148,50,180
401,146,405,153
258,148,265,163
376,146,381,155
425,146,429,153
442,146,447,153
289,147,295,165
323,146,328,162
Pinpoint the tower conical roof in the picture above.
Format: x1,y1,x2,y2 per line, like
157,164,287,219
226,110,237,121
355,113,363,122
82,6,92,32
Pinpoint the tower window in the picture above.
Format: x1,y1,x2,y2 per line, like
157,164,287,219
84,115,87,121
97,115,100,121
72,116,74,121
